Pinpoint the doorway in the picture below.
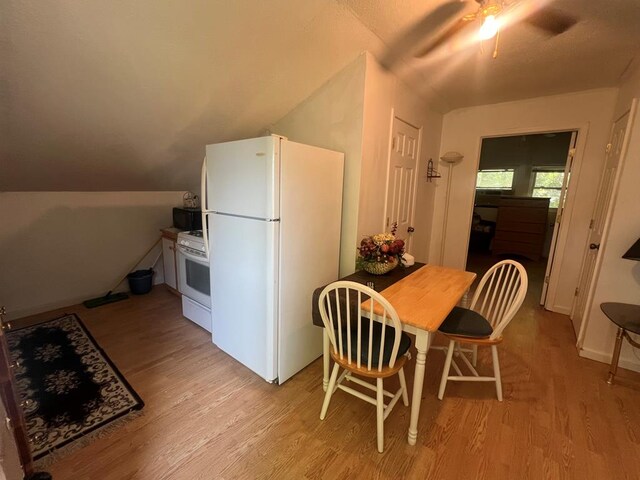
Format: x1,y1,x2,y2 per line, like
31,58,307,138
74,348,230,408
465,131,577,308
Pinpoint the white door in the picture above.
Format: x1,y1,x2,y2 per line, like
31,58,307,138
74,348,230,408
385,117,419,250
572,105,636,340
210,213,278,382
206,136,280,219
540,131,578,306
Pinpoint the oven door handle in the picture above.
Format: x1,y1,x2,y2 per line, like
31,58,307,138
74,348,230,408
177,246,208,264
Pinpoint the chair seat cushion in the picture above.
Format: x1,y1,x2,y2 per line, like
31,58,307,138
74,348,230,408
337,319,411,368
438,306,493,338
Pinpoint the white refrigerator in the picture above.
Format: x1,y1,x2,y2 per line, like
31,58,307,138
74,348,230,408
201,135,344,384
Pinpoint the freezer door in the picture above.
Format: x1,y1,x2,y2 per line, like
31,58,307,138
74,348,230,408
277,140,344,383
210,213,278,382
206,136,280,219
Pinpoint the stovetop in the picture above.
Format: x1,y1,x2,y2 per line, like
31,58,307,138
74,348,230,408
177,229,206,251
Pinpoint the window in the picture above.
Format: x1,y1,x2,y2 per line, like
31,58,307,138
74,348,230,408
532,169,565,208
476,169,514,190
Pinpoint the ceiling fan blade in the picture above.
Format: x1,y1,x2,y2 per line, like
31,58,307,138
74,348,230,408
380,1,472,70
523,7,578,35
413,18,474,58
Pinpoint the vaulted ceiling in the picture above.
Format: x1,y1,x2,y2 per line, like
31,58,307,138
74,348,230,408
2,1,639,191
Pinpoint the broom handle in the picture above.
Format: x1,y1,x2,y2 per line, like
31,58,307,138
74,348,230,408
110,237,162,292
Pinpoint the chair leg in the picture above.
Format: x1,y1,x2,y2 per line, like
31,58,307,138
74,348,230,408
320,363,340,420
491,345,503,401
438,339,456,400
472,344,478,367
398,367,409,407
376,377,384,453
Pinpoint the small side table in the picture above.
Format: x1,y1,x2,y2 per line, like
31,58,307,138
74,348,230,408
600,302,640,384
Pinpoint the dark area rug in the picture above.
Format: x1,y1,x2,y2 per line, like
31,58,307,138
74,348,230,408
6,313,144,460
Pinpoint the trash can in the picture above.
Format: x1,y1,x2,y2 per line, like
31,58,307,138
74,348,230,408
127,269,154,295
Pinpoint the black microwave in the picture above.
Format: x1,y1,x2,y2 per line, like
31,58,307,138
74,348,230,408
173,207,202,231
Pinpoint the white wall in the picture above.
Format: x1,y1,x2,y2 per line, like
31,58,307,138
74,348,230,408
360,53,443,262
431,89,618,314
580,65,640,372
0,191,184,320
271,54,366,277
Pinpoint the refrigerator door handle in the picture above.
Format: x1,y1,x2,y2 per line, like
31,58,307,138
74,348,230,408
201,156,210,260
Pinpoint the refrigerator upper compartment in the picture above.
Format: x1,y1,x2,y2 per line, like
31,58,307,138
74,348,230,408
206,136,280,219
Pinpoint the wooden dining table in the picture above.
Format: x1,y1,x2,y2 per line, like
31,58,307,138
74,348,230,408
315,263,476,446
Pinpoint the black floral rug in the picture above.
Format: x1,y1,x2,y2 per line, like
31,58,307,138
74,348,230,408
6,313,144,460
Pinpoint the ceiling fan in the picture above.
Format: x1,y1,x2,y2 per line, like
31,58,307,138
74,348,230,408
380,0,578,68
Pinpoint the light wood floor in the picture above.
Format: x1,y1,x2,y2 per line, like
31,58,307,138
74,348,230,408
17,281,640,479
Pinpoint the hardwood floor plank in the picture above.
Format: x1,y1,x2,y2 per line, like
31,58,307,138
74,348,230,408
8,279,638,479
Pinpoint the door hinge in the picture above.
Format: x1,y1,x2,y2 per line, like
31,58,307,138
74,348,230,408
556,213,561,225
589,219,594,229
605,143,612,154
386,217,390,227
544,275,550,284
569,148,576,158
574,287,579,296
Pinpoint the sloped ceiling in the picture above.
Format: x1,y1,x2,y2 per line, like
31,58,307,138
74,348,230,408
2,1,640,191
0,1,386,191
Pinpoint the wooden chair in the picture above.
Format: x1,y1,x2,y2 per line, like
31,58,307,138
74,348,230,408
317,281,411,453
436,260,528,401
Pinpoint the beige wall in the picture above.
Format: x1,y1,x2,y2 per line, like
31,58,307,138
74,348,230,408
273,53,444,274
580,65,640,372
431,89,618,314
0,191,184,320
360,53,443,262
271,54,367,277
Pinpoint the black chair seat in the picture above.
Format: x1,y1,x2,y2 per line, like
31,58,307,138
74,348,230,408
337,319,411,368
438,306,493,338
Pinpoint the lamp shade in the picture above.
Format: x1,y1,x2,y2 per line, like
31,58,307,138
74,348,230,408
440,151,464,164
622,237,640,261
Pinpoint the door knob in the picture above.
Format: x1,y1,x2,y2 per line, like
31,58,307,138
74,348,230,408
589,243,600,250
407,226,415,233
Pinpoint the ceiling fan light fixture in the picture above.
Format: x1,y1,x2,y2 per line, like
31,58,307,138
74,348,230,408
479,14,499,40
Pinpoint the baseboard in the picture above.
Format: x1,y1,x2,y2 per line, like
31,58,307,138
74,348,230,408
546,304,571,315
6,294,99,321
6,269,167,321
579,347,640,374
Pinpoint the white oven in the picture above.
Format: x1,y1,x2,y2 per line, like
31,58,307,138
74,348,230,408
177,244,211,308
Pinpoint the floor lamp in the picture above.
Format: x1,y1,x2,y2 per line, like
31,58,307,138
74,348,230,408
440,151,464,265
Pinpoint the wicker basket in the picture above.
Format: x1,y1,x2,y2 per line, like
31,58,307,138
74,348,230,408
362,258,398,275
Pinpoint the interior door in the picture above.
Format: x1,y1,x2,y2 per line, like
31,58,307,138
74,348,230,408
385,117,420,251
540,131,578,307
572,106,635,340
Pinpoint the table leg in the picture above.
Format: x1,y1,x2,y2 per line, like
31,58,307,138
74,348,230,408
408,330,430,446
323,329,330,392
607,327,625,385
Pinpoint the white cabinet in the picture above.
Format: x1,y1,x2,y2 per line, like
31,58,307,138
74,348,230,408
161,228,183,296
162,238,177,289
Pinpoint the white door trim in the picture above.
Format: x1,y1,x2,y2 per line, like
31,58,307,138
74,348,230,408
462,123,590,314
